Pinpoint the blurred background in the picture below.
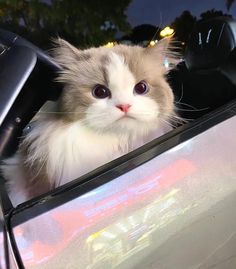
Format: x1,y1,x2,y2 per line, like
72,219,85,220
0,0,235,49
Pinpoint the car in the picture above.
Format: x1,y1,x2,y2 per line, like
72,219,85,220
0,17,236,269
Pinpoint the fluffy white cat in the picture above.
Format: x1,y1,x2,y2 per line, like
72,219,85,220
1,38,178,206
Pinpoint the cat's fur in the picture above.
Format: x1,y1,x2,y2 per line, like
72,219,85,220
1,39,177,206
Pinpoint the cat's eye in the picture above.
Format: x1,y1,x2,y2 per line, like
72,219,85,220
92,85,111,99
134,81,149,95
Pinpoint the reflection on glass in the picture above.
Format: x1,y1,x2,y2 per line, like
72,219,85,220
84,187,184,269
12,117,236,269
0,219,6,269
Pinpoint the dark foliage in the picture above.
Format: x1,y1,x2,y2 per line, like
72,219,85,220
0,0,131,49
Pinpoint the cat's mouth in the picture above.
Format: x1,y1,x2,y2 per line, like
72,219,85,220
116,114,136,121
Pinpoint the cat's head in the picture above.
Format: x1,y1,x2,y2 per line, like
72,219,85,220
53,39,178,135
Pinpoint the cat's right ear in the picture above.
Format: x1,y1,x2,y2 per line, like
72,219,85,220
145,37,180,72
51,38,81,68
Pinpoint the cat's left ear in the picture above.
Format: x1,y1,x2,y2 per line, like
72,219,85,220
146,37,180,71
51,38,82,68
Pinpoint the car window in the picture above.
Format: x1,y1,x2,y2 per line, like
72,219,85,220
10,115,236,269
0,216,6,269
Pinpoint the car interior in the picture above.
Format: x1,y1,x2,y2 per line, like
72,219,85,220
0,17,236,160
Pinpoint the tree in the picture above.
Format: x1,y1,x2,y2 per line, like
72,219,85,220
0,0,131,49
170,10,197,43
121,24,159,44
200,9,232,21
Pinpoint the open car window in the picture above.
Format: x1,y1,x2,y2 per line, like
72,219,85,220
5,114,236,269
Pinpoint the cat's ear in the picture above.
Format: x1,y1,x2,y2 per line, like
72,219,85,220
51,38,82,68
145,37,180,71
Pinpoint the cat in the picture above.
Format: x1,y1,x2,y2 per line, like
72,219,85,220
1,38,178,206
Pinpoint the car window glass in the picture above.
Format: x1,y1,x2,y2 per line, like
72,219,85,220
11,116,236,269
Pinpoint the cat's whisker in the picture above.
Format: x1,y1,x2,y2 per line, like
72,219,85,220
175,101,196,109
78,115,113,125
160,113,190,126
160,118,177,128
37,111,88,114
174,101,210,112
167,111,193,121
175,107,209,112
167,114,190,123
176,83,184,103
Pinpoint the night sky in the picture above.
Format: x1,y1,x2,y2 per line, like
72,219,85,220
127,0,236,26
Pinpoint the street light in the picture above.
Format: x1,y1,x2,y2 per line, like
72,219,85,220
149,40,158,47
160,26,174,38
104,41,116,48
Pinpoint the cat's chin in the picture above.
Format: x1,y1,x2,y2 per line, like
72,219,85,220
101,117,159,136
84,115,160,136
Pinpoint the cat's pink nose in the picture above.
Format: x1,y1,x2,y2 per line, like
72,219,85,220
116,104,131,113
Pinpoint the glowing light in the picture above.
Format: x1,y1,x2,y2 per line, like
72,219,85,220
143,207,151,222
102,231,116,239
104,41,116,48
164,58,169,69
167,188,180,197
149,40,158,47
160,26,174,37
116,222,128,232
149,41,155,46
128,216,136,227
86,230,104,243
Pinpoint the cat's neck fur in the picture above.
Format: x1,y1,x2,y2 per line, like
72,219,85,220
21,117,165,188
